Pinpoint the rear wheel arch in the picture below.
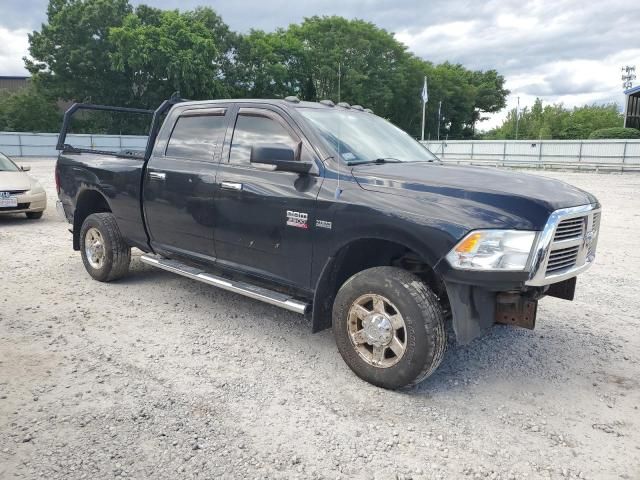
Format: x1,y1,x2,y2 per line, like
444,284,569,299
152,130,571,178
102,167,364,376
311,236,447,333
72,189,112,250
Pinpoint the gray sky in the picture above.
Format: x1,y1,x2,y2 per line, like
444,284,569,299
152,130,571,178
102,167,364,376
0,0,638,129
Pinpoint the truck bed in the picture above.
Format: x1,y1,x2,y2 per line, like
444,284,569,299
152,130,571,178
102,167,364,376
56,151,149,250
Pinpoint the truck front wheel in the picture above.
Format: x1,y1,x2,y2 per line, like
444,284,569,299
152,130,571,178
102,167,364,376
332,266,447,389
79,213,131,282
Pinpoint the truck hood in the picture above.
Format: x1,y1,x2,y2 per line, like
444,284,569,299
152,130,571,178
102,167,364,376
351,162,599,230
352,162,596,210
0,171,32,191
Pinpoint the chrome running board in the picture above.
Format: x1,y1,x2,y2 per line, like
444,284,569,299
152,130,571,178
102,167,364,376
140,254,309,315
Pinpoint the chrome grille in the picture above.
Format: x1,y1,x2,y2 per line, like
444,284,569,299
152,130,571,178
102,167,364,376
527,205,601,286
553,217,585,241
543,211,600,277
546,246,580,273
588,212,601,259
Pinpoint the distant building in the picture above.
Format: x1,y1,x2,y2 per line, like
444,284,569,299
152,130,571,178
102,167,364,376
624,85,640,130
0,76,30,93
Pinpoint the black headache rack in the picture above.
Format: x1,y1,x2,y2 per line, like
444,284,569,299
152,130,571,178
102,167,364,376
56,93,185,161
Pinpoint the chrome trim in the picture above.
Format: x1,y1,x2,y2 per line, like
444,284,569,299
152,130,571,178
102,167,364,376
148,171,166,181
220,181,243,191
140,254,309,314
526,204,600,286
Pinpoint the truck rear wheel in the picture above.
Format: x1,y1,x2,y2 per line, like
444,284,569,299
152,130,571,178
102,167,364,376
332,266,446,389
79,213,131,282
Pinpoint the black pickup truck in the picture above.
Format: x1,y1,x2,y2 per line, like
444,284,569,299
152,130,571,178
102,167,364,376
55,96,601,389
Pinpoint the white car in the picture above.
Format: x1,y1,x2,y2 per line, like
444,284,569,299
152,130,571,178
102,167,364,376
0,152,47,219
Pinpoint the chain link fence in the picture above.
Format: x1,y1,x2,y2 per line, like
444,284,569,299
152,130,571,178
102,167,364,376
0,132,147,157
422,139,640,171
2,132,639,171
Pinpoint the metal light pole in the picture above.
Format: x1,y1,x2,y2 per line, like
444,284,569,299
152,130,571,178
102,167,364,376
421,76,428,141
436,100,442,141
515,96,520,140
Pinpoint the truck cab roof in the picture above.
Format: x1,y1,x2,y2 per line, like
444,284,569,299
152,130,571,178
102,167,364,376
175,98,370,112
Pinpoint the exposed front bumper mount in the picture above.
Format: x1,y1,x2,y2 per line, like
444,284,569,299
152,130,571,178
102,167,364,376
495,292,537,330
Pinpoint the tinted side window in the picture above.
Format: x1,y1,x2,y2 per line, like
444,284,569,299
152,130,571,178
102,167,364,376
229,114,297,164
166,114,226,161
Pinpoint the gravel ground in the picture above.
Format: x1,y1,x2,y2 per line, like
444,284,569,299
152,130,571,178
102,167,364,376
1,158,639,480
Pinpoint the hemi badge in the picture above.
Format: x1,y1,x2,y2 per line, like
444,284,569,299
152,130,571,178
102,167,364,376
316,220,332,229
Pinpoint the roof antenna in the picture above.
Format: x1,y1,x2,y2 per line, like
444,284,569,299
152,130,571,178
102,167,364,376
335,62,343,200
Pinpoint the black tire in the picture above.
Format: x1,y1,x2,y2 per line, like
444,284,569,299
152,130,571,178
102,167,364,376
79,213,131,282
25,211,43,219
332,266,446,389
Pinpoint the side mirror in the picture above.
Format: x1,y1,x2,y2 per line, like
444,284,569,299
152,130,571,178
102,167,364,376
250,143,312,174
21,165,31,172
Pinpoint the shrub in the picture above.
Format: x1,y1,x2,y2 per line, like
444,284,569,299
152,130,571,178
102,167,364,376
0,87,61,133
588,127,640,139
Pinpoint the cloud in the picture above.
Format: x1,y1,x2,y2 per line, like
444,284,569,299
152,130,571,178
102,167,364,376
0,0,47,30
391,0,638,130
0,27,30,75
1,0,638,131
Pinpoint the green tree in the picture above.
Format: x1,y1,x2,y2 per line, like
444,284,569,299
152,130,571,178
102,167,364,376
26,1,234,109
483,99,623,140
231,28,307,98
25,2,509,138
0,87,61,132
25,0,134,105
109,7,228,106
233,16,508,139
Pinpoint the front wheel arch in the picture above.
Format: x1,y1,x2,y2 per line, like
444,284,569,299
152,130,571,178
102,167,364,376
311,237,446,333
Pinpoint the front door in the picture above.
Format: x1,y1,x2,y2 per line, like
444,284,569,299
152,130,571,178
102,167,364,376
213,106,322,289
143,107,229,262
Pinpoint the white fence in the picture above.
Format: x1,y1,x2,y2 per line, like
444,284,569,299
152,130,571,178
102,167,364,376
422,139,640,171
0,131,148,157
2,132,640,171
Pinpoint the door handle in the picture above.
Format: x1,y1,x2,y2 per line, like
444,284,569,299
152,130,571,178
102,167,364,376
221,181,243,191
149,171,166,181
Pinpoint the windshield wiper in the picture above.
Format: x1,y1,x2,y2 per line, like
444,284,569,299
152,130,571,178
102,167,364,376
347,157,404,166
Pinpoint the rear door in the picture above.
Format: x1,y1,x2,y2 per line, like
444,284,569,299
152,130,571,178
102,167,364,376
213,105,323,289
143,107,230,262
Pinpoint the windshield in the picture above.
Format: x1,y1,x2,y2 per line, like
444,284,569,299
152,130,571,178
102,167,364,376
0,153,19,172
298,108,439,165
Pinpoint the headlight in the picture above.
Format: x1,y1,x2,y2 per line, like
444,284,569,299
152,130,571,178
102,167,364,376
28,178,45,194
446,230,537,271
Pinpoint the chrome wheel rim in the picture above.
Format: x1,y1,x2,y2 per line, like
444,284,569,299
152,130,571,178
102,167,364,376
347,293,407,368
85,227,105,269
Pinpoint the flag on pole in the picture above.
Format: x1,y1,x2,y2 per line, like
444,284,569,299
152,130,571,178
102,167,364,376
421,77,428,103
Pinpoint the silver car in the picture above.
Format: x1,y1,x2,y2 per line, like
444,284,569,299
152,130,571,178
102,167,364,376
0,152,46,219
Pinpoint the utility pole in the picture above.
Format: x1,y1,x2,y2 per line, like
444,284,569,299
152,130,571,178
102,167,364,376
515,96,520,140
622,66,636,128
622,65,636,90
437,100,442,141
337,63,341,104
